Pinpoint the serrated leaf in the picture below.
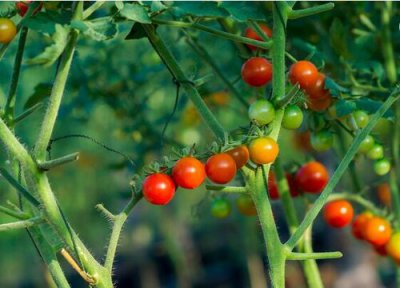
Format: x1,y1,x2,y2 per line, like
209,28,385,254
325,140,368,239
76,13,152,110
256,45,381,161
120,3,151,23
355,98,394,118
170,2,228,18
21,10,72,35
325,77,349,97
26,24,69,66
329,18,351,59
220,2,265,22
24,83,53,109
125,22,147,40
71,18,117,41
335,99,356,117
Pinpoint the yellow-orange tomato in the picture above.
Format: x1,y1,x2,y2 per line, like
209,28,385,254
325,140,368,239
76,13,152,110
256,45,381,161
0,18,17,44
208,91,230,106
364,217,392,246
249,136,279,165
386,232,400,263
377,183,391,207
236,194,257,216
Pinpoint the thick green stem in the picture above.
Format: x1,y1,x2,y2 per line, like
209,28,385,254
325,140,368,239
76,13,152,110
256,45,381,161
38,152,80,171
287,251,342,260
143,24,226,140
206,185,248,193
302,226,324,288
0,216,43,231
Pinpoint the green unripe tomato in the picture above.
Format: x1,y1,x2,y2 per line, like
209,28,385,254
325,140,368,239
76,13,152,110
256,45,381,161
310,130,334,152
358,135,375,153
348,110,369,130
374,158,391,176
282,105,303,130
367,144,384,160
248,99,275,126
211,198,231,219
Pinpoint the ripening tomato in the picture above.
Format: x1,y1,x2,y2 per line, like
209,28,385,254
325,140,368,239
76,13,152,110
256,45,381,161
377,183,391,207
295,161,329,194
142,173,176,205
364,217,392,246
211,198,232,218
205,153,237,184
249,136,279,165
236,194,257,216
0,18,17,44
226,145,249,169
358,135,375,154
386,232,400,262
244,23,272,51
310,130,334,152
268,171,279,200
351,212,373,240
16,1,43,17
323,200,354,228
248,99,276,126
295,131,312,152
172,157,206,189
282,105,303,130
374,158,391,176
289,61,319,90
241,57,273,87
306,73,329,100
307,93,332,112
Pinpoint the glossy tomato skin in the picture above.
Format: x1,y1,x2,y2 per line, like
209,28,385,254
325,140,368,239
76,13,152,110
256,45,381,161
172,157,206,189
205,153,237,184
226,145,249,169
0,18,17,44
248,99,276,126
374,158,391,176
323,200,354,228
295,161,329,194
16,1,43,17
282,105,303,130
142,173,176,205
268,171,279,200
236,194,257,216
241,57,273,87
367,144,384,160
249,136,279,165
364,217,392,246
351,212,373,240
386,232,400,262
358,135,375,153
244,24,272,51
306,73,329,99
211,198,232,218
289,61,319,90
349,110,369,129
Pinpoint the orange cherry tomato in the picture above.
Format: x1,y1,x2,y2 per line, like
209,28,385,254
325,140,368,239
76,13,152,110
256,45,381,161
351,212,373,240
289,60,319,91
249,136,279,165
226,145,249,169
323,200,354,228
364,217,392,246
377,183,391,207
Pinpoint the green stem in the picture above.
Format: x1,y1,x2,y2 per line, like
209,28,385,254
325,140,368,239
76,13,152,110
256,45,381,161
0,216,43,232
0,205,30,219
4,27,28,125
287,251,342,260
206,185,248,193
286,88,400,249
288,3,335,19
13,103,43,125
38,152,80,171
302,225,324,288
152,19,272,50
217,18,249,56
83,1,105,19
143,24,226,140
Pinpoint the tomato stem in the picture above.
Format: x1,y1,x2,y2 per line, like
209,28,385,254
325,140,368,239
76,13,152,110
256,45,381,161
288,3,335,19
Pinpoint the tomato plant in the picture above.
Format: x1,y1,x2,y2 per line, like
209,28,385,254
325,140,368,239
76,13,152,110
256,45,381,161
310,129,334,152
205,153,237,184
364,217,392,246
352,212,373,240
0,18,17,44
295,161,329,194
323,200,354,228
211,198,232,218
172,157,206,189
289,60,319,90
142,173,176,205
241,57,273,87
226,145,249,169
236,194,257,216
248,99,276,126
244,23,272,50
282,105,303,130
249,136,279,165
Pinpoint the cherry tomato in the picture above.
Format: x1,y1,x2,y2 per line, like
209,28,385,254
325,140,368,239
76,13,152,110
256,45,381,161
142,173,176,205
352,212,373,240
282,105,303,130
358,135,375,153
248,99,276,126
286,173,300,197
295,131,312,152
374,158,391,176
241,57,273,87
306,73,329,100
289,60,319,90
211,198,231,219
366,144,384,160
205,153,237,184
226,145,249,169
347,110,369,130
295,161,329,194
172,157,206,189
268,171,279,200
310,130,334,152
374,244,388,256
377,183,391,207
16,1,43,17
208,91,230,106
323,200,354,228
0,18,17,44
386,232,400,262
249,136,279,165
308,94,332,112
364,216,392,246
236,194,257,216
244,23,272,51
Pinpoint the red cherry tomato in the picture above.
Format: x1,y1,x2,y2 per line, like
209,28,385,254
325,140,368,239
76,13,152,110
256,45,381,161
226,145,249,169
16,1,43,17
306,73,329,100
241,57,273,87
295,161,329,194
289,60,319,90
205,153,237,184
142,173,176,205
244,23,272,51
351,212,373,240
172,157,206,189
323,200,354,228
286,173,300,198
364,217,392,246
307,93,332,112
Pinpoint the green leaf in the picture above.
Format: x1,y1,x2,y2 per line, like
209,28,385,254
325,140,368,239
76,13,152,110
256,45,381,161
120,3,151,23
0,2,16,18
329,18,350,59
21,10,72,35
352,61,385,81
115,1,124,11
125,23,147,40
151,1,167,13
24,83,53,109
325,77,349,97
26,24,69,66
355,98,394,118
220,2,265,22
170,2,229,18
335,99,356,117
71,18,118,41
